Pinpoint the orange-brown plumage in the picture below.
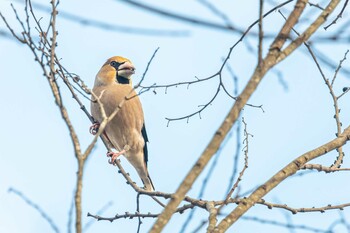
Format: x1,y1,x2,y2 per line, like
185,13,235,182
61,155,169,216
91,56,154,191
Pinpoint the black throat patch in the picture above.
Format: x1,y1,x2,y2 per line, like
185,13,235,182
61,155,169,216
116,75,130,84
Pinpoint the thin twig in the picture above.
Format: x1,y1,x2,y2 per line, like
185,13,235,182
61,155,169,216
213,1,344,231
308,2,325,10
136,194,142,233
180,129,234,233
83,201,113,231
258,0,264,67
301,164,350,172
223,118,251,203
135,47,159,89
196,0,234,27
332,50,349,87
117,0,239,32
191,213,333,233
13,0,188,37
224,64,243,196
67,190,75,233
324,0,349,30
279,9,346,170
242,215,332,233
8,188,60,233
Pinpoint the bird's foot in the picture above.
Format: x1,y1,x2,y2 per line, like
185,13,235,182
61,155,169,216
89,122,100,135
107,150,125,165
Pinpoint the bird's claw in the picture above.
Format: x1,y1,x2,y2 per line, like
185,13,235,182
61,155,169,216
89,122,100,135
107,150,125,165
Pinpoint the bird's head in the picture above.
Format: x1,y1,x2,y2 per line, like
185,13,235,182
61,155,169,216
95,56,135,86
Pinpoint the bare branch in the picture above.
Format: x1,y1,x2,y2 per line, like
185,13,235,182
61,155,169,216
206,202,217,232
3,0,350,232
117,0,294,37
223,118,251,203
180,130,234,233
67,190,74,233
258,0,264,67
192,213,334,233
301,164,350,172
242,215,332,233
135,47,159,89
331,50,349,86
0,19,26,43
306,45,350,76
337,86,350,99
117,0,239,33
165,83,221,124
278,9,346,170
87,202,200,223
87,211,159,221
136,194,142,233
12,0,188,37
308,2,325,10
223,65,244,196
196,0,234,26
149,0,313,230
258,199,350,214
324,0,349,30
277,0,341,63
216,125,350,231
8,188,60,233
83,201,113,231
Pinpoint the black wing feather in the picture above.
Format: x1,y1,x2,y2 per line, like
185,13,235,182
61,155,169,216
141,123,149,166
141,123,155,190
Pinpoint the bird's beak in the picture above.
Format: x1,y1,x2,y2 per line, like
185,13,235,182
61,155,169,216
118,62,135,75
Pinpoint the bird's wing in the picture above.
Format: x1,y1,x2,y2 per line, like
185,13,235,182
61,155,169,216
141,123,149,167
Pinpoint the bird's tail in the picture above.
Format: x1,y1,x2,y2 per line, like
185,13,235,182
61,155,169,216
142,172,155,191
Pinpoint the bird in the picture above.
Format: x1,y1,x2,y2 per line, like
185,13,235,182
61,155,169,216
90,56,154,191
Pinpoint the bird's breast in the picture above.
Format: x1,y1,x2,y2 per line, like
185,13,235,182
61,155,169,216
91,84,145,153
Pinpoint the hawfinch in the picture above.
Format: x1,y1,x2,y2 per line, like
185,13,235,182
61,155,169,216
90,56,154,191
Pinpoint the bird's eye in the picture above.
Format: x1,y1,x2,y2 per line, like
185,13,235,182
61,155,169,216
110,61,118,67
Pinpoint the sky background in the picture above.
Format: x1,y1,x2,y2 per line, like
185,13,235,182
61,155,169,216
0,0,350,233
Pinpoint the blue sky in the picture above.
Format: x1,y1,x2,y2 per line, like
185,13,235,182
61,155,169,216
1,0,350,232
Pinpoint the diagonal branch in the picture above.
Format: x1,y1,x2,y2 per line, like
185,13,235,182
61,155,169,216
324,0,349,30
8,187,60,233
13,0,188,37
279,9,348,170
149,1,309,232
213,1,343,231
215,125,350,232
277,0,341,63
206,202,217,232
117,0,239,32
